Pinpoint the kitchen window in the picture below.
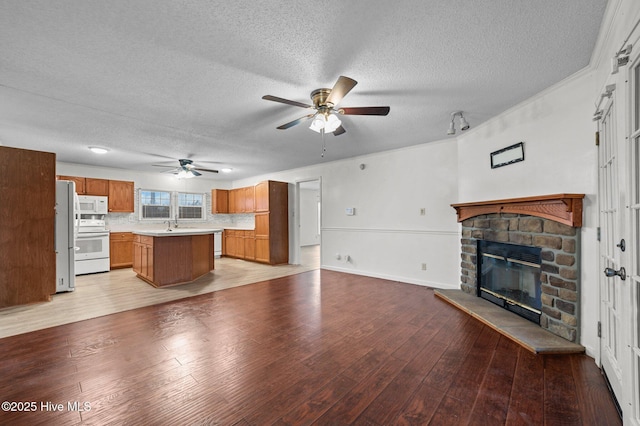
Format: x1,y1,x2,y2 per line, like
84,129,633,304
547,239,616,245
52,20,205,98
139,190,205,220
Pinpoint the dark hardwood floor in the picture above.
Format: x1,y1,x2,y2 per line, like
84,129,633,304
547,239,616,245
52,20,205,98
0,270,620,425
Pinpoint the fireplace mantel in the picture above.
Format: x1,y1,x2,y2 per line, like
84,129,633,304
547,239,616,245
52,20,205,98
451,194,585,227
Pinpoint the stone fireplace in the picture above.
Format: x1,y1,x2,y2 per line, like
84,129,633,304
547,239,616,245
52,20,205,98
451,194,584,343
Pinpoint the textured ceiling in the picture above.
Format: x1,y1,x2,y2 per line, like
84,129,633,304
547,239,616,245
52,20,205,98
0,1,609,180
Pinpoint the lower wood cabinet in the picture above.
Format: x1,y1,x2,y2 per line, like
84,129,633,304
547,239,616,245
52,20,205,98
133,235,154,282
110,232,134,269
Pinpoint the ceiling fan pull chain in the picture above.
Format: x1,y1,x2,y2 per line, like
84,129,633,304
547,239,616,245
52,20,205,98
321,129,326,157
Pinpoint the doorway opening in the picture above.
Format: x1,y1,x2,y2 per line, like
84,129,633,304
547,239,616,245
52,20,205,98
295,178,321,269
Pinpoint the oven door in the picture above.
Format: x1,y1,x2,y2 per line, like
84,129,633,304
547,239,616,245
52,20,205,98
75,232,110,260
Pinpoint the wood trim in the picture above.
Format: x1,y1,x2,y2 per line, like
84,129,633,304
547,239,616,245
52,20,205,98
451,194,585,227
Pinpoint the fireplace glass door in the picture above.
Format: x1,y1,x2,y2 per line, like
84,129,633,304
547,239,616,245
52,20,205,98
477,240,542,323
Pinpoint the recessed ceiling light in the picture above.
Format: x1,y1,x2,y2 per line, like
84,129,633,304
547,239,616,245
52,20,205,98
89,146,109,154
221,168,233,173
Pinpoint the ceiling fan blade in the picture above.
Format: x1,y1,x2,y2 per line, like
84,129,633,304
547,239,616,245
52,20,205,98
190,170,202,177
277,113,316,129
326,76,357,106
262,95,314,109
152,164,178,168
339,106,390,116
196,168,219,173
333,125,346,136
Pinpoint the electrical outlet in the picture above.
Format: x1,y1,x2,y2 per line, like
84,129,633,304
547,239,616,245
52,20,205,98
421,263,427,271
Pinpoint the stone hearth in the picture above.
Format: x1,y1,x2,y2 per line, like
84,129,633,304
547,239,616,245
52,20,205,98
451,194,584,343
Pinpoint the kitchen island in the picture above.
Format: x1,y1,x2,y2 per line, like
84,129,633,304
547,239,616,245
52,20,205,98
132,229,219,288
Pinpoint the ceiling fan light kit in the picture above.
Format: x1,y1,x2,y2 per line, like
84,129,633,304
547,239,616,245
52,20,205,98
153,158,219,179
262,75,390,139
447,111,470,135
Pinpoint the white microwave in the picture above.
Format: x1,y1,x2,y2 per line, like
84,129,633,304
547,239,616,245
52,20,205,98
78,195,108,215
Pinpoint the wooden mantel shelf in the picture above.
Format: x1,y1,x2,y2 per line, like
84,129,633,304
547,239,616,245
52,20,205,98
451,193,585,227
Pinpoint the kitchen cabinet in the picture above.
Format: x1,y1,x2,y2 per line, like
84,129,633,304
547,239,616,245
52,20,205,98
244,230,255,260
2,147,56,308
227,186,256,213
133,235,154,282
85,178,109,196
57,175,86,194
253,181,289,264
244,186,255,212
133,232,214,287
224,229,245,258
211,189,229,214
110,232,134,269
108,180,134,213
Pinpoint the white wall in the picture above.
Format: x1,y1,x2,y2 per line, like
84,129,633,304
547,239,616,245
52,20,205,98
299,187,320,246
235,139,460,288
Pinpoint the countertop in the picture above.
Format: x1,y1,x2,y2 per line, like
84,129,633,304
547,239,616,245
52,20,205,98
134,228,222,237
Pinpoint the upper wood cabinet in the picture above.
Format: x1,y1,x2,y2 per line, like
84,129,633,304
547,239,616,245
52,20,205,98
254,181,269,212
211,189,229,214
244,186,255,212
108,180,134,213
57,175,86,194
85,178,109,196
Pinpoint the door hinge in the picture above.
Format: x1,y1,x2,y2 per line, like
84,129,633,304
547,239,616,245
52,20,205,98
597,227,601,241
595,131,600,146
598,321,602,338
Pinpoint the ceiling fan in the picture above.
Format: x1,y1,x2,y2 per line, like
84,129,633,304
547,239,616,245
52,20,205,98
262,76,390,136
153,159,218,178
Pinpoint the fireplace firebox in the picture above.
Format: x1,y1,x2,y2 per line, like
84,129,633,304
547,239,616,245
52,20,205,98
477,240,542,324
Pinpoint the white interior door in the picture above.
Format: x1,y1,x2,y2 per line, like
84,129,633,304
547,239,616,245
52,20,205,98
599,34,640,424
627,51,640,425
598,90,626,417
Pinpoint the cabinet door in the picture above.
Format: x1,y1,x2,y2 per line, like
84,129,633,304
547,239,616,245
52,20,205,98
245,186,255,212
211,189,229,214
255,213,270,237
228,189,237,213
110,232,133,269
133,242,142,274
255,237,270,263
234,188,245,213
108,180,134,213
57,175,86,194
254,181,269,212
244,230,255,260
85,178,109,196
225,231,236,256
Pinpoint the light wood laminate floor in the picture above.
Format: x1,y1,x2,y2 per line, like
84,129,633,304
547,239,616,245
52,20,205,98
0,245,320,339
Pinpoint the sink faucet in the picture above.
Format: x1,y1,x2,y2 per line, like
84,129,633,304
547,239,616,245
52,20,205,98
165,220,172,231
174,214,179,229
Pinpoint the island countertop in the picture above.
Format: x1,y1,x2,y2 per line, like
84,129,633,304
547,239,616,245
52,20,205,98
134,228,222,237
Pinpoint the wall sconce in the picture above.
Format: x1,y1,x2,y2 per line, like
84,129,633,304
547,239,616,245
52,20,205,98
447,111,470,135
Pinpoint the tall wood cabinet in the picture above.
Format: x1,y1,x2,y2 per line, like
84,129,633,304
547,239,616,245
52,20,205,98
254,180,288,265
1,146,56,308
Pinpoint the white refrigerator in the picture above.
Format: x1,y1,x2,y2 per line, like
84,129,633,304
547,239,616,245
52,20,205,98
55,180,78,292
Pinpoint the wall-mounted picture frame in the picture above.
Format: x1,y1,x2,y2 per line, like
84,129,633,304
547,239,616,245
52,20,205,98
491,142,525,169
